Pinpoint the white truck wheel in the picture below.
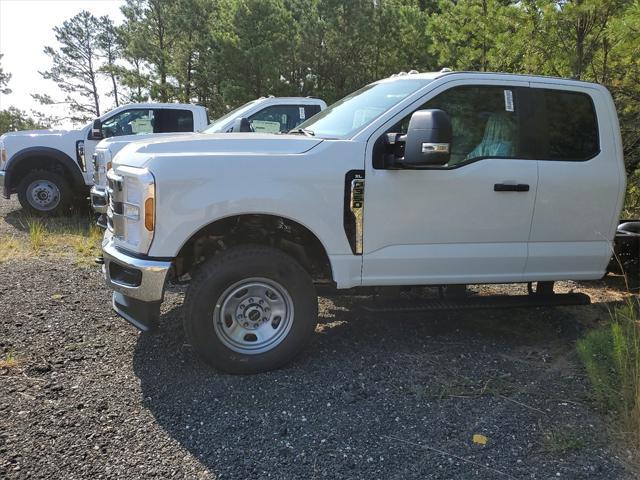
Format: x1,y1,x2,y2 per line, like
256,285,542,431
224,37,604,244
183,245,318,374
17,170,72,216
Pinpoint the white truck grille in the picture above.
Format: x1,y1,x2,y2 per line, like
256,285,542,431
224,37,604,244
106,172,125,237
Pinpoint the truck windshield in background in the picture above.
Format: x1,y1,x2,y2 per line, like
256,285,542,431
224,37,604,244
203,100,259,133
296,78,431,138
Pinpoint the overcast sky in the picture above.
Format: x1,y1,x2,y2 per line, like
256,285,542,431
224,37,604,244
0,0,124,126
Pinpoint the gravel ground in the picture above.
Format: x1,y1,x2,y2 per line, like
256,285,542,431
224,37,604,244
0,197,637,479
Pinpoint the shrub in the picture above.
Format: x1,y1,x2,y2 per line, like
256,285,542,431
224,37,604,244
623,169,640,219
577,298,640,448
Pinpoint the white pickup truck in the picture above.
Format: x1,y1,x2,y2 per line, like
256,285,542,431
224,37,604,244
90,97,327,216
101,71,628,374
0,103,209,215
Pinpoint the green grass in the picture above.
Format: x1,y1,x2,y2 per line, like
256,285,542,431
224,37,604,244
0,350,21,372
577,297,640,448
6,212,103,264
540,426,585,454
0,236,21,263
432,375,518,400
26,216,46,251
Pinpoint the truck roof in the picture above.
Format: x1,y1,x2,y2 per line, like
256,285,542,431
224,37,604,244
380,70,607,90
113,102,205,110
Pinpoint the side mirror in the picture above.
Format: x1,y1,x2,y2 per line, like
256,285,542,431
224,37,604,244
402,109,452,167
90,118,103,140
231,117,253,133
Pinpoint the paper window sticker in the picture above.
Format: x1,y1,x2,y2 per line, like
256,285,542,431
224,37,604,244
504,90,514,112
299,107,306,120
251,120,281,133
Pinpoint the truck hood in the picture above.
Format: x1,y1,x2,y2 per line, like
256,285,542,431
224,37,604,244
114,133,324,168
0,128,79,141
98,131,193,149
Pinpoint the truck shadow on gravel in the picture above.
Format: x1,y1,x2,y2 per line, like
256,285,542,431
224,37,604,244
131,296,627,479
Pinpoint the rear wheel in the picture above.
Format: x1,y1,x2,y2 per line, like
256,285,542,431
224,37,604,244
17,170,72,216
183,245,318,374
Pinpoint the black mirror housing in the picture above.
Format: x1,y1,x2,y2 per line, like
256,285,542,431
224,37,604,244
90,118,103,140
402,109,452,167
231,117,253,133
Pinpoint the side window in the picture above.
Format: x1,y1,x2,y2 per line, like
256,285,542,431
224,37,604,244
389,86,521,166
248,105,306,133
539,89,598,160
153,109,194,133
101,109,154,138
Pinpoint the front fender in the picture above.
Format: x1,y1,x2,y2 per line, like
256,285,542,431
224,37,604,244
146,143,364,260
4,146,85,193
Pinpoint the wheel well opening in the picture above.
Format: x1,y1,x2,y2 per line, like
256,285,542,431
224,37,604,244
9,156,78,193
175,214,333,284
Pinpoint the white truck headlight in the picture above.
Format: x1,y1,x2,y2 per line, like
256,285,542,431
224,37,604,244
76,141,86,172
0,141,7,170
107,166,155,254
93,150,112,186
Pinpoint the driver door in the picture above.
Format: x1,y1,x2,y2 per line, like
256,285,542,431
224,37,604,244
361,81,538,286
84,109,156,182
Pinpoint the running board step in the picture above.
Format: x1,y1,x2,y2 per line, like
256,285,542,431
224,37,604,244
359,292,591,313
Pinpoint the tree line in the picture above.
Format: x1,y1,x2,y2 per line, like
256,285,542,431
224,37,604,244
0,0,638,194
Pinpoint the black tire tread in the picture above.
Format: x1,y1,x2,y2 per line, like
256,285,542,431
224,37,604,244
17,169,72,216
183,244,318,374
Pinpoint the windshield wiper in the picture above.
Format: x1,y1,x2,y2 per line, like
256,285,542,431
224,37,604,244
288,127,315,136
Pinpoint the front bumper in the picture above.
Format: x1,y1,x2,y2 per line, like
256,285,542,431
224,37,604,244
90,185,108,214
102,232,172,331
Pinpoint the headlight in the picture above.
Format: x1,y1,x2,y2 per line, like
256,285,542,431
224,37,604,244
92,150,110,185
0,142,7,170
76,141,86,172
107,166,155,254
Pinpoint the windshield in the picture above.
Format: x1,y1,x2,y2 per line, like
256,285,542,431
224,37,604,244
203,100,259,133
296,79,431,138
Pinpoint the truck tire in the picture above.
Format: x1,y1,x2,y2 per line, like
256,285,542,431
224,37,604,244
17,170,72,216
183,245,318,374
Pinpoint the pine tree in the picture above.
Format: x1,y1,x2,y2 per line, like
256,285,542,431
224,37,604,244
0,54,11,95
37,10,103,122
97,16,121,108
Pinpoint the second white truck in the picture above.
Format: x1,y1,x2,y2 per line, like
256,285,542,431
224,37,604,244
0,103,209,215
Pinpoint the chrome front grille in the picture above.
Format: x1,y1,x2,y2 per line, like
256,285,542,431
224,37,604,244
106,171,125,237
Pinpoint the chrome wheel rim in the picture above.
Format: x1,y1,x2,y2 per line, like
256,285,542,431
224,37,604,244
27,180,60,211
213,277,294,355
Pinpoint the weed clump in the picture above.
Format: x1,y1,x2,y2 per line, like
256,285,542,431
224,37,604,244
577,298,640,448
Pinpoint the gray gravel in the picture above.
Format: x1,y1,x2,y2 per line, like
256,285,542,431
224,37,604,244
0,197,635,479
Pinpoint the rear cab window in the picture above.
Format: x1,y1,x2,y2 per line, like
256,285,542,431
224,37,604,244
531,88,599,161
153,109,194,133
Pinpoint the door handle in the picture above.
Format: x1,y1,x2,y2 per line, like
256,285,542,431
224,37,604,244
494,183,530,192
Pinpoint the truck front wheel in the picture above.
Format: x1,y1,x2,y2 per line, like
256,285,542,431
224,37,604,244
17,170,72,216
183,245,318,374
